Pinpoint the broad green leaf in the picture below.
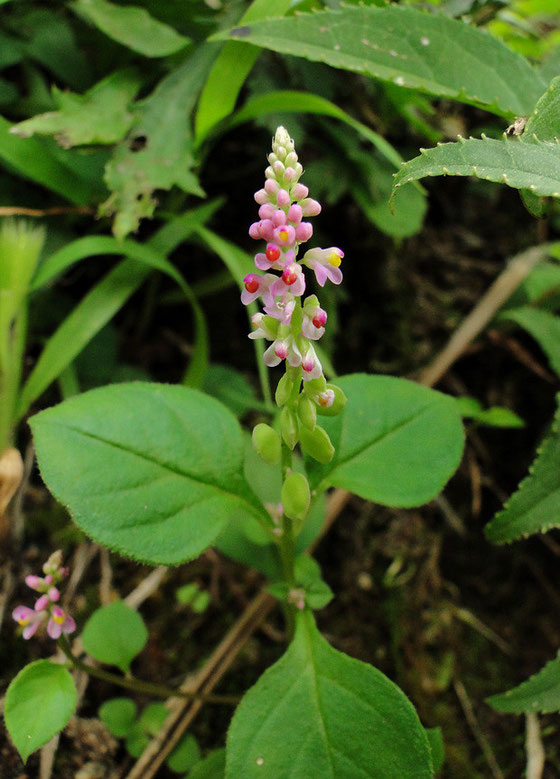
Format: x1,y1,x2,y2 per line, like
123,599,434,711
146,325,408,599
487,653,560,714
503,259,560,313
139,702,168,735
215,5,545,117
306,374,464,507
485,396,560,543
524,75,560,142
190,749,226,779
71,0,190,57
203,364,265,416
101,47,214,239
195,0,292,142
99,697,137,737
500,306,560,376
393,137,560,202
168,733,201,773
226,610,433,778
425,727,445,772
30,383,270,564
0,115,96,204
5,660,77,763
82,600,148,672
456,397,524,428
10,70,142,148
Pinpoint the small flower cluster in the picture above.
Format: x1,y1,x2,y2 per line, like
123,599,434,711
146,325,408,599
243,127,346,463
13,550,75,640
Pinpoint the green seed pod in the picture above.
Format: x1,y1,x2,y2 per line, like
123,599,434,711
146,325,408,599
280,407,299,450
315,384,347,417
275,373,294,407
252,423,281,465
302,376,327,396
297,395,317,431
281,471,310,522
299,424,335,464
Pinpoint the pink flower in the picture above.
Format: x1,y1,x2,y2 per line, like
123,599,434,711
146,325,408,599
301,247,344,287
13,605,45,640
263,335,302,368
47,607,76,640
300,198,322,217
249,313,280,340
273,224,296,248
302,305,327,340
241,273,276,306
269,267,305,300
295,222,313,243
25,575,43,591
263,295,296,325
316,389,335,408
301,343,322,380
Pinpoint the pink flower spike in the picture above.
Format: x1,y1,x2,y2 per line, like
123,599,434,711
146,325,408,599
295,222,313,243
300,198,322,217
276,189,291,207
258,203,275,220
284,167,297,182
273,224,296,248
291,183,308,201
264,179,279,195
287,204,302,224
35,594,50,612
271,209,287,227
25,575,43,591
254,189,269,205
48,587,60,602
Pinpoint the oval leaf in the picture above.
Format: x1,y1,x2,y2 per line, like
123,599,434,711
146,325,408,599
215,5,545,117
306,374,464,507
485,395,560,543
30,383,269,564
5,660,77,763
226,610,433,778
487,653,560,714
82,601,147,672
393,136,560,201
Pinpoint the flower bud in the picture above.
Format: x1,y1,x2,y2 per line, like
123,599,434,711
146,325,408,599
300,198,322,217
297,395,317,430
252,423,281,465
281,472,310,523
275,373,294,406
299,424,334,464
291,183,308,201
280,407,299,450
315,384,347,416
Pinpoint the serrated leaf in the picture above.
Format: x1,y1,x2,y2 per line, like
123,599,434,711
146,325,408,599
101,47,214,239
82,601,148,672
215,5,545,117
487,653,560,714
393,137,560,201
71,0,190,57
226,610,433,778
523,75,560,143
5,660,77,763
30,383,269,564
306,374,464,507
500,306,560,376
10,69,142,148
485,395,560,543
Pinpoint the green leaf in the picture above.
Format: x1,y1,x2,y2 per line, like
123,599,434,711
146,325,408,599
226,610,433,778
139,702,168,735
190,749,226,779
487,653,560,714
30,383,269,564
500,306,560,377
456,397,524,428
203,364,264,417
524,75,560,142
126,721,150,757
101,47,214,239
168,733,201,773
195,0,292,142
0,115,97,204
71,0,190,57
306,374,464,507
82,601,148,672
215,5,545,117
99,697,138,737
10,69,142,148
485,396,560,543
393,136,560,202
5,660,77,763
425,727,445,772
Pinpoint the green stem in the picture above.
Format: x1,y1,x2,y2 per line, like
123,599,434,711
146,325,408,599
277,441,297,639
57,635,238,706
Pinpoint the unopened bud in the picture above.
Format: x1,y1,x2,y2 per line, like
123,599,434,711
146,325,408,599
275,373,294,407
252,423,281,465
299,425,334,464
280,407,299,450
281,472,310,522
297,395,317,430
315,384,347,417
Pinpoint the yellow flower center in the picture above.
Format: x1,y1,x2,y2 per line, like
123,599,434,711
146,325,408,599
279,229,289,241
18,616,29,626
328,252,341,267
53,610,65,624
